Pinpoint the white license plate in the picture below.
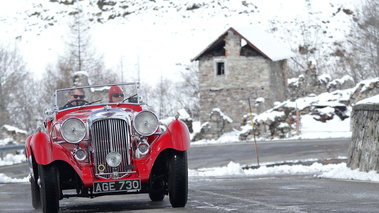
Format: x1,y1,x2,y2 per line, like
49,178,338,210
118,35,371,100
93,179,141,193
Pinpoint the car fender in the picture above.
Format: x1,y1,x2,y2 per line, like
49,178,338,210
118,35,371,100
149,119,190,153
137,119,190,181
25,135,33,158
29,131,54,165
165,119,191,150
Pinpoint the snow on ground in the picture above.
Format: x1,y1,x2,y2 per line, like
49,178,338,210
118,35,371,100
189,161,379,183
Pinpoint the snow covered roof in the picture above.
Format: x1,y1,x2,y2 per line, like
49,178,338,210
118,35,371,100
192,26,295,62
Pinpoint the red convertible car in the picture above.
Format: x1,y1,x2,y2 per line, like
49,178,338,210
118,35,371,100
25,83,190,213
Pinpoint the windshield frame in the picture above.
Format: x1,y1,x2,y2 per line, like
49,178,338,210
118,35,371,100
53,82,140,112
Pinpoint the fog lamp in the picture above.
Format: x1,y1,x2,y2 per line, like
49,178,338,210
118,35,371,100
74,147,87,161
106,152,122,167
137,141,150,155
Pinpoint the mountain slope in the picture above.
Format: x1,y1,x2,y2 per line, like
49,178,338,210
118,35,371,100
0,0,358,84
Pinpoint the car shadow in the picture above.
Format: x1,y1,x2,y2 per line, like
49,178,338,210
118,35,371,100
59,195,175,212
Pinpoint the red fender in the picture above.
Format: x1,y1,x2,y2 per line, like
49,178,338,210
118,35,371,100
28,131,92,185
30,131,53,165
149,119,190,153
165,119,191,150
25,135,33,158
134,119,191,182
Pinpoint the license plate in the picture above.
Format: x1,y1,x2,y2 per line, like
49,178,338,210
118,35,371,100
93,179,141,193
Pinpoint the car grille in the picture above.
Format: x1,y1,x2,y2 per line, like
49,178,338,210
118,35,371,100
91,118,131,179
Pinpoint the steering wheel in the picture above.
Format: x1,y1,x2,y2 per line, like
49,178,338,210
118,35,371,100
62,100,89,109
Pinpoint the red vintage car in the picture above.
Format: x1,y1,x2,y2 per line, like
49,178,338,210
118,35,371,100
25,83,190,213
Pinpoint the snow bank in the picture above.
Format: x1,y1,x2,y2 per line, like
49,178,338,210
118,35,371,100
189,161,379,183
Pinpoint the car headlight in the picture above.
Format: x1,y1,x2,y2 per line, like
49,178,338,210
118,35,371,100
133,111,159,136
61,118,86,143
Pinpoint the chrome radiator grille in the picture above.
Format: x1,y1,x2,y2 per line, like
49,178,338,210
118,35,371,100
91,119,130,179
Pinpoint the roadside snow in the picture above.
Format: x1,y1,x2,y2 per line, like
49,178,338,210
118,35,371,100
189,161,379,183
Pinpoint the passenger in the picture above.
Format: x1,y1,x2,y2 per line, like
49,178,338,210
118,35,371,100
109,85,124,103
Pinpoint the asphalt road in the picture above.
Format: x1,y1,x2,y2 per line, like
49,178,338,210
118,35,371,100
3,138,379,213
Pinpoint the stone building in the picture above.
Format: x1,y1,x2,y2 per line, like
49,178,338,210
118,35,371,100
192,26,294,128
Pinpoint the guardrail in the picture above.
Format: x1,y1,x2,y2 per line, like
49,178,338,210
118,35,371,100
0,144,24,160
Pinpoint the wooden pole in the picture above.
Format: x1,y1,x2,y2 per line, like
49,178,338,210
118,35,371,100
248,98,259,167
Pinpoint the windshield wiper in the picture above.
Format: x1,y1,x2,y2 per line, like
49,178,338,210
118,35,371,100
80,99,102,108
121,94,138,103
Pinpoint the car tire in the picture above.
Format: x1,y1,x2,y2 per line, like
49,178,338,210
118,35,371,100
39,164,60,213
149,190,165,201
30,175,41,209
168,151,188,208
149,178,165,201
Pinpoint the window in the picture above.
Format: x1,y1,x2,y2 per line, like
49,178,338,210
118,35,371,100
216,62,225,76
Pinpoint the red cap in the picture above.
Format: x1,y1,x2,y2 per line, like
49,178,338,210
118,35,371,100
109,85,123,102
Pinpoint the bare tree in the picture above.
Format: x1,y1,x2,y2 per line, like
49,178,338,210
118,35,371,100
10,75,44,132
59,5,117,85
0,42,34,131
346,0,379,81
175,62,200,120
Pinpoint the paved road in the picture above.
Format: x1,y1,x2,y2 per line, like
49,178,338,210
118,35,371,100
188,138,350,168
4,138,379,213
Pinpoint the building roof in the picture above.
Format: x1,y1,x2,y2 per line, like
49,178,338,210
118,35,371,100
192,26,295,62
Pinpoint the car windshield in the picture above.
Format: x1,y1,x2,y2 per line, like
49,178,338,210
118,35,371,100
54,83,140,110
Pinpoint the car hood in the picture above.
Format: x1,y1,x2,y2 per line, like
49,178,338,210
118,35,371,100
56,107,136,124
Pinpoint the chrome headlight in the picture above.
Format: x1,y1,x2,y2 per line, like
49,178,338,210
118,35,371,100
61,118,86,143
106,152,122,167
133,111,159,136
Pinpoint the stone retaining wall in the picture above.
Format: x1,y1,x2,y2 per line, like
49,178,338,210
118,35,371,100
347,104,379,172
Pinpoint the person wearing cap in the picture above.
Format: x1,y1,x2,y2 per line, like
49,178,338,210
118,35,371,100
109,85,124,103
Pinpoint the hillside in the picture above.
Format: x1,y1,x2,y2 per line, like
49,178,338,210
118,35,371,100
0,0,358,84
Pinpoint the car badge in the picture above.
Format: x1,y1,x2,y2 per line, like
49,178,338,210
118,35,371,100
103,112,115,117
98,164,106,172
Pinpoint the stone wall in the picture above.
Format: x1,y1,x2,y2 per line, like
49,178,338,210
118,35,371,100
347,104,379,172
199,87,268,128
193,108,233,141
0,125,27,144
349,80,379,105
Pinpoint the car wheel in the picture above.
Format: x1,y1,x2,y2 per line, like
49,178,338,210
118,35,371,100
168,151,188,208
30,175,41,209
149,178,166,201
39,164,60,213
149,190,165,201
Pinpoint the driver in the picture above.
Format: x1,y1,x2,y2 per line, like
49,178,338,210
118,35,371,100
109,85,124,103
68,88,86,106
